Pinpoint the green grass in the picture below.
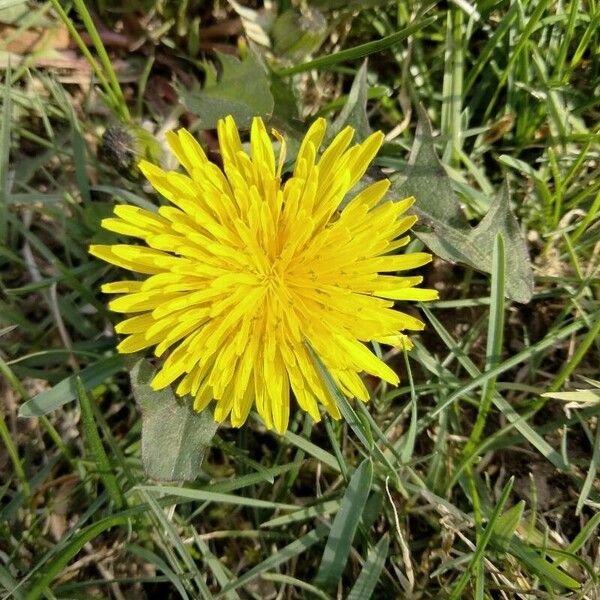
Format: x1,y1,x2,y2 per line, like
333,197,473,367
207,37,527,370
1,0,599,598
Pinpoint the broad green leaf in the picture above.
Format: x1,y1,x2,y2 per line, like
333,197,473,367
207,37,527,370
392,105,533,303
314,459,373,590
18,354,124,417
131,359,218,481
492,500,525,551
347,534,390,600
329,60,371,142
179,51,274,130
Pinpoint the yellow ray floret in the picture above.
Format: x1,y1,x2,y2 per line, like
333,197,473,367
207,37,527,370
91,115,438,433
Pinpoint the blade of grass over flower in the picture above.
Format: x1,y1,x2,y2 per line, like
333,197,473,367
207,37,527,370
323,416,350,481
314,459,373,590
18,354,124,417
277,17,436,76
313,355,402,481
347,534,390,600
218,525,329,596
309,350,372,448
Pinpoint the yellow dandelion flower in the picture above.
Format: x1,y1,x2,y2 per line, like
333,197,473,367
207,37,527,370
90,116,438,433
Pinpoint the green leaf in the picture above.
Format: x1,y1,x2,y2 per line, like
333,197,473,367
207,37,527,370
391,105,533,303
449,477,515,599
492,500,525,551
126,544,190,600
77,378,124,509
277,17,436,76
179,51,274,130
329,60,371,143
269,73,303,135
23,515,128,600
271,8,327,61
18,354,124,417
0,63,12,242
347,534,390,600
314,459,374,590
509,538,580,590
131,359,218,481
219,525,329,595
134,484,297,511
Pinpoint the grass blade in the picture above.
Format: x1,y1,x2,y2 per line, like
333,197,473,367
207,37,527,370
277,17,436,76
314,459,373,590
23,516,128,600
77,377,124,509
0,62,11,242
18,354,124,417
218,526,329,595
347,534,390,600
449,477,514,599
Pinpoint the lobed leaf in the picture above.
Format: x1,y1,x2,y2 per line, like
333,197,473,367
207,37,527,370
392,105,534,303
179,51,274,130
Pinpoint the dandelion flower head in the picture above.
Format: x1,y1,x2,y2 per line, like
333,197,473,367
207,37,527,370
90,116,438,433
